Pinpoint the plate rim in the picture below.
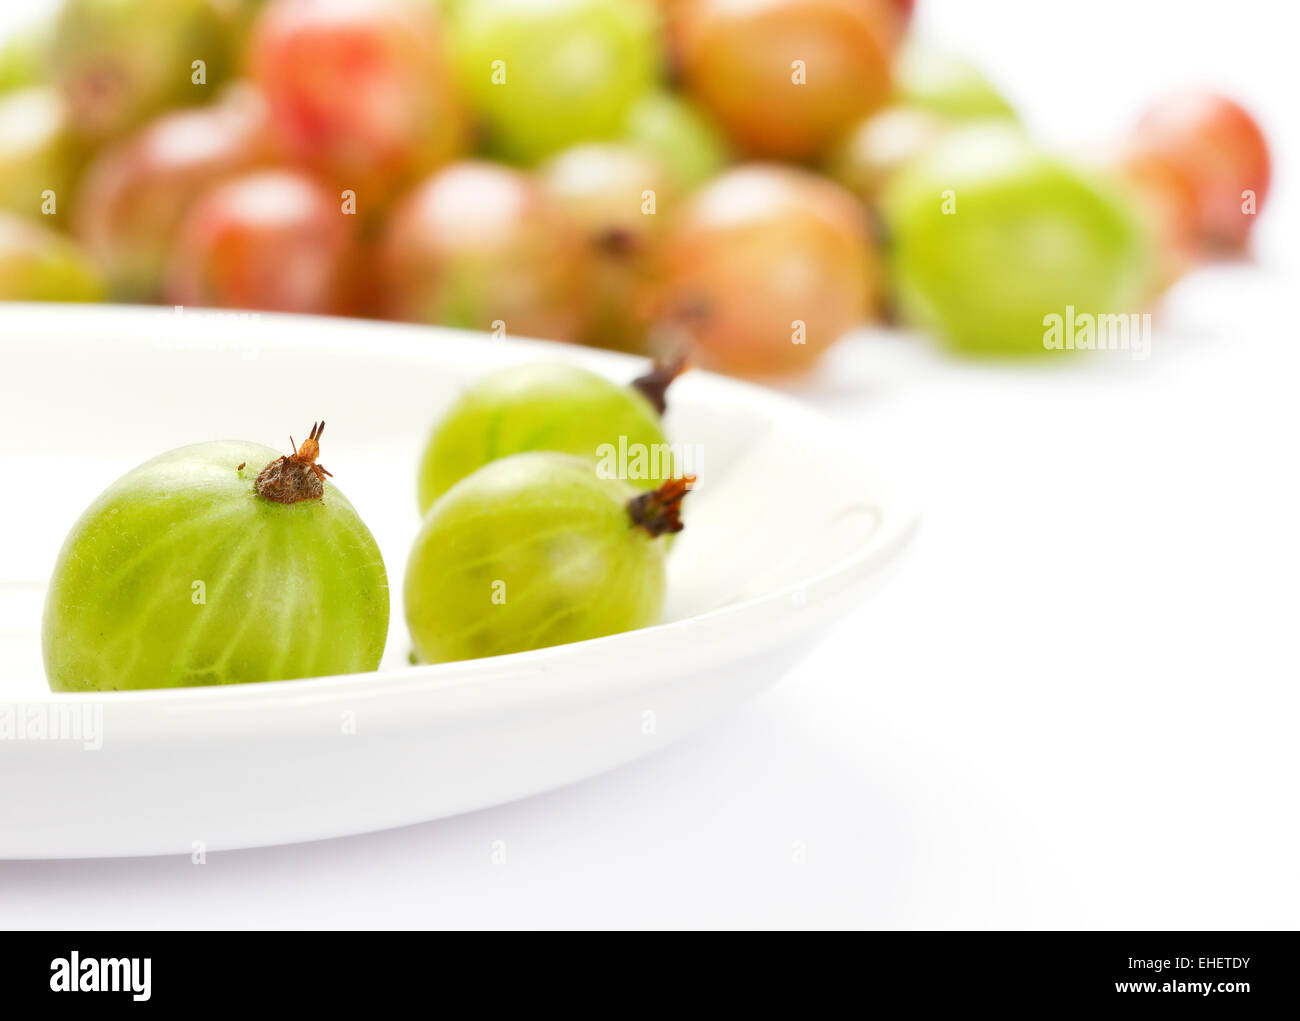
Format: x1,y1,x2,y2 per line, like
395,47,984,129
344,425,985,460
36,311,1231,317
1,303,919,730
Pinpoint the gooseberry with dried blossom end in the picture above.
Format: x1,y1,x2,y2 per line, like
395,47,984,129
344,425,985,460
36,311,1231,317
43,426,389,691
416,359,685,513
405,452,691,664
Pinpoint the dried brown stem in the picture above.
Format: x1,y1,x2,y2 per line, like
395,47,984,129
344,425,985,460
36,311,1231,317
627,475,695,537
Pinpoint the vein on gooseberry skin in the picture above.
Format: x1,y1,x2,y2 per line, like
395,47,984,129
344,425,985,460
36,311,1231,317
263,522,299,685
203,537,273,683
96,521,254,687
526,547,639,651
170,522,270,687
84,502,252,594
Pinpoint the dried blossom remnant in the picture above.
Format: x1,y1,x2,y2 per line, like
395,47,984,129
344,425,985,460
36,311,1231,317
256,456,323,504
627,475,695,537
597,226,638,257
630,353,690,416
255,421,333,505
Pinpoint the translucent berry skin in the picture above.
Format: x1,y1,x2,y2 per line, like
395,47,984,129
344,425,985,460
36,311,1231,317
73,87,270,301
880,124,1154,357
0,212,105,301
676,0,900,161
825,106,949,204
248,0,466,199
405,452,667,664
50,0,238,142
654,164,878,375
893,39,1017,122
1118,91,1271,253
446,0,660,165
43,441,389,692
164,169,353,314
539,142,676,353
621,91,729,194
0,21,51,93
0,88,79,227
380,161,589,341
416,363,670,514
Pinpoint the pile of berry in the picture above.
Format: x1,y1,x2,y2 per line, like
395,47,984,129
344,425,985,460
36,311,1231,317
0,0,1271,371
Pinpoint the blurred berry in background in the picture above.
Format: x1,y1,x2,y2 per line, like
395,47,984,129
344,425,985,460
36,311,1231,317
0,0,1274,375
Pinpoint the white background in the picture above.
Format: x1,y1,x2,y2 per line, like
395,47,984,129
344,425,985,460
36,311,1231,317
2,0,1297,928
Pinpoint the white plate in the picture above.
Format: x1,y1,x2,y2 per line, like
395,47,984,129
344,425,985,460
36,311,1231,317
0,304,915,859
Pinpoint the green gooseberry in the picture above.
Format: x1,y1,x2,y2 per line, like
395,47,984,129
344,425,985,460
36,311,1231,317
50,0,239,141
0,87,79,225
446,0,660,165
416,359,684,514
0,20,53,94
880,122,1154,357
0,212,104,301
43,424,389,691
405,451,691,664
621,91,729,194
893,38,1018,122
